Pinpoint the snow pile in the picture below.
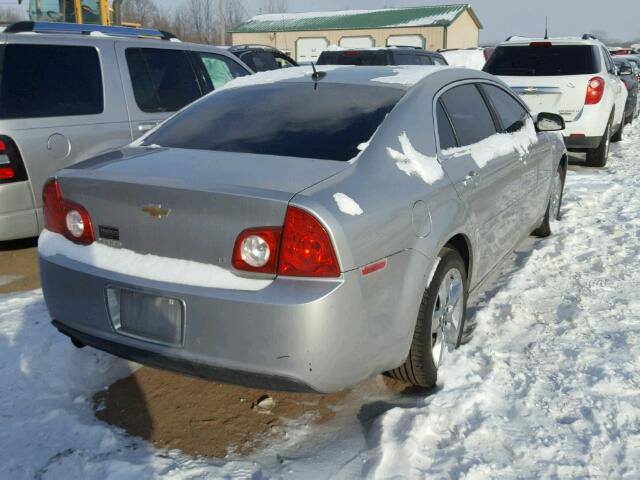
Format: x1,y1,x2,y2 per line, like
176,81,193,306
38,230,272,292
444,119,539,168
372,66,446,86
372,127,640,478
387,132,444,184
441,49,487,70
333,193,363,216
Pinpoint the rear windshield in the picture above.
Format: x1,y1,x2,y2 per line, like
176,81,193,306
484,45,601,76
143,82,405,161
317,51,389,66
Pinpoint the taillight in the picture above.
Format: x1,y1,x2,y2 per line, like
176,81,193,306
530,42,552,48
278,206,340,278
42,179,95,245
232,206,340,278
0,135,27,185
232,227,281,274
585,77,605,105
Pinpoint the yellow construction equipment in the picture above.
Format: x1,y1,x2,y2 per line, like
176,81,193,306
19,0,126,26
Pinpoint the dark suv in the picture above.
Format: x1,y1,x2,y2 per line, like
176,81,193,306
317,47,448,66
228,45,297,72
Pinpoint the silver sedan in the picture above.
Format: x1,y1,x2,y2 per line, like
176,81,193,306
39,66,568,393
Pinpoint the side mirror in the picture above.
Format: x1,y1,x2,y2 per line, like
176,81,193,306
619,66,633,76
536,112,565,132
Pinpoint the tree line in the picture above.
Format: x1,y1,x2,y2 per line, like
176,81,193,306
0,0,289,45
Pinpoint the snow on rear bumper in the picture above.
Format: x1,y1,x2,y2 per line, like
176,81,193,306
38,247,390,393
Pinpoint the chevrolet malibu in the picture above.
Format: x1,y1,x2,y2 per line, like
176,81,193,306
39,66,568,393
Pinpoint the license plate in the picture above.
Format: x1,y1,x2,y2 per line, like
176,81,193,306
106,287,185,346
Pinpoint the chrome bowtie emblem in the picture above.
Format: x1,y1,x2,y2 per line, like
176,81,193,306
524,86,538,94
142,204,171,219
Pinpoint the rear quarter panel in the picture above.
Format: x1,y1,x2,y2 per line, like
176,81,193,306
292,70,481,366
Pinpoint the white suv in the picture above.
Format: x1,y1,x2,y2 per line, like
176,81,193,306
485,35,628,167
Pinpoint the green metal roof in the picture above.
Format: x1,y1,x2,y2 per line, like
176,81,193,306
231,4,482,34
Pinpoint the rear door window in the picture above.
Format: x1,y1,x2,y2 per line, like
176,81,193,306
0,44,103,119
143,83,405,161
432,56,448,66
125,48,202,113
484,45,601,76
195,52,249,90
239,51,279,72
440,84,498,147
601,47,616,75
481,84,530,133
394,53,420,65
274,54,296,68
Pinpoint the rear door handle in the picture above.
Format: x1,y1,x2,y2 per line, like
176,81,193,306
138,122,158,133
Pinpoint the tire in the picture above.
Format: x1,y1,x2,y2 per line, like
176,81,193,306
586,120,611,167
611,122,623,143
533,164,564,238
385,248,468,388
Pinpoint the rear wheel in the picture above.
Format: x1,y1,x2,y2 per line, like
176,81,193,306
586,120,611,167
386,248,467,388
533,164,564,238
611,122,623,143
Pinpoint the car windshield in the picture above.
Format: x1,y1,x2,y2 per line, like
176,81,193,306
143,82,405,161
317,51,389,66
484,45,600,76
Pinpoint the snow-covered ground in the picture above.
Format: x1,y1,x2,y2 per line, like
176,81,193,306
2,123,640,479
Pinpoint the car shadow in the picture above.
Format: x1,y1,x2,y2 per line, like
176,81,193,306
0,237,38,252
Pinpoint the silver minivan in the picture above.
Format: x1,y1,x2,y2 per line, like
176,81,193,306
0,22,252,241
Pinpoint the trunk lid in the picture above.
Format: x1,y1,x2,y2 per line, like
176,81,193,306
57,147,349,277
501,75,592,122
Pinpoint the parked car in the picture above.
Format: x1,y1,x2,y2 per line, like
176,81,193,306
613,57,639,124
40,65,568,393
439,47,493,70
0,21,252,242
227,44,298,72
609,48,636,56
317,47,448,66
617,55,640,84
485,35,628,167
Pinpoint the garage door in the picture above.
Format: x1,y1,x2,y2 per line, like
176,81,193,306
296,38,329,63
386,35,425,49
339,36,375,49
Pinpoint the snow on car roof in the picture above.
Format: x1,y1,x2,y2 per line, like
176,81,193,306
219,65,449,91
502,36,605,46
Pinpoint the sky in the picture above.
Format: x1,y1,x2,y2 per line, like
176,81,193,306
2,0,637,43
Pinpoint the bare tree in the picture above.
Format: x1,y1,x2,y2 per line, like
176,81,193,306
120,0,160,27
224,0,248,43
0,6,24,23
262,0,288,14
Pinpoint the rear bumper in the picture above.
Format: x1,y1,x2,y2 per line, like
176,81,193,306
564,135,601,150
53,320,315,392
39,247,413,393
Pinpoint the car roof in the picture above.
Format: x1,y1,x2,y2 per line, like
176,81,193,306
498,36,605,47
322,46,441,54
217,65,490,92
0,30,235,54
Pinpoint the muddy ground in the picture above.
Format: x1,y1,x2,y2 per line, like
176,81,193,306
0,238,39,294
2,239,401,459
